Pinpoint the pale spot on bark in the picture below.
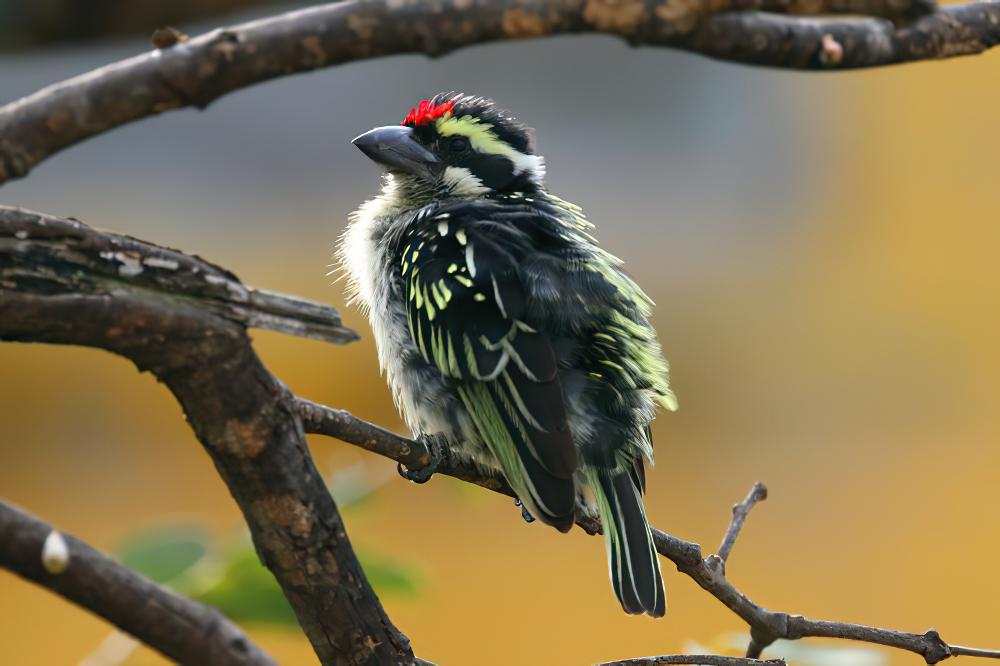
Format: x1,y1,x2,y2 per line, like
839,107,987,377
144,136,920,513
502,8,547,37
258,495,315,539
301,36,328,67
583,0,647,33
222,417,269,458
42,530,70,574
45,110,71,134
654,0,700,35
347,13,379,42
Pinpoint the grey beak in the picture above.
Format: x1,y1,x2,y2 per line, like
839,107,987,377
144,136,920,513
352,125,441,179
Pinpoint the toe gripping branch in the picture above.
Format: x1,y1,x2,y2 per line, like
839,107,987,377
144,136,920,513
397,434,442,484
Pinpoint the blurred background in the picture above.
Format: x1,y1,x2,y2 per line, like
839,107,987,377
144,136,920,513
2,1,1000,664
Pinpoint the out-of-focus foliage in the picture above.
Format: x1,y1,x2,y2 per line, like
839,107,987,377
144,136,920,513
116,468,419,629
186,545,300,626
118,526,209,584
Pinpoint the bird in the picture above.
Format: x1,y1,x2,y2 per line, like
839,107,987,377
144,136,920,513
339,93,677,617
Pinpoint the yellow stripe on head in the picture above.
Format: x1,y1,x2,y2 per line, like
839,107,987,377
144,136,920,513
436,114,544,180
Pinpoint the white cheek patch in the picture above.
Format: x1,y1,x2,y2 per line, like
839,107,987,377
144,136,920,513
442,166,490,196
510,153,545,182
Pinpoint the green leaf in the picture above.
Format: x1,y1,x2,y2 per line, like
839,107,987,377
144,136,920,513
357,548,420,598
118,526,209,584
119,522,419,630
192,548,299,626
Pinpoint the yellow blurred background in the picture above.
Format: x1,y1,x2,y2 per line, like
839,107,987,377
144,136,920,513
2,2,1000,664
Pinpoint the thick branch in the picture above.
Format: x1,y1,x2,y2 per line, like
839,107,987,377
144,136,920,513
0,207,412,665
2,0,999,184
295,399,1000,665
0,501,275,666
0,207,356,345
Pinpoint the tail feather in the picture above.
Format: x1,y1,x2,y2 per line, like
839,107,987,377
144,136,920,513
591,468,665,617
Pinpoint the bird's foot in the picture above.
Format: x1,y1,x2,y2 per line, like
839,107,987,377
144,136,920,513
514,498,535,524
396,434,442,484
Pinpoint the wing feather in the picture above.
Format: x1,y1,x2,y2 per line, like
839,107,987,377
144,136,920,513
399,202,577,531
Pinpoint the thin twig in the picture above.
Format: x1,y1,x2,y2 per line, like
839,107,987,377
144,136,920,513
716,481,768,566
600,656,785,666
2,0,1000,184
0,501,275,666
952,647,1000,660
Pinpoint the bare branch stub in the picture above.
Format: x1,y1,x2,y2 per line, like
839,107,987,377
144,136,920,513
1,0,999,185
0,501,275,666
0,207,412,666
715,481,768,568
951,646,1000,660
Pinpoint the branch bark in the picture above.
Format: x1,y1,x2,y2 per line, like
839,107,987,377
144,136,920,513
0,501,275,666
294,402,1000,664
0,206,413,665
5,209,1000,665
2,0,999,184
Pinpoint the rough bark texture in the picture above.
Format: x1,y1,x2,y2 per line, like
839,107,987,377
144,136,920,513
0,207,413,666
0,501,275,666
1,0,999,184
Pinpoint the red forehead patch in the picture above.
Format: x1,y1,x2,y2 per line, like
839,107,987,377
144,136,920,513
402,99,455,126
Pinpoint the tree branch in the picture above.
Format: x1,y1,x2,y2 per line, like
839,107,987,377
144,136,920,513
0,206,413,665
0,500,275,666
5,208,999,665
2,0,999,184
601,657,785,666
293,400,1000,665
0,207,356,345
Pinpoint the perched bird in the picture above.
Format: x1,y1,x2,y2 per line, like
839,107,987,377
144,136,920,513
340,93,677,617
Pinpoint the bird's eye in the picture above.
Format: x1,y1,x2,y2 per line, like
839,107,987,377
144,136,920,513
448,136,470,153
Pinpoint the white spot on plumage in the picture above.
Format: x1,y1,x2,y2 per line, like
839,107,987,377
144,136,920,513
465,242,476,278
491,275,507,318
442,166,489,197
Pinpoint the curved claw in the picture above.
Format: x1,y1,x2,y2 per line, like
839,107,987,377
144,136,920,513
396,435,441,484
397,460,435,484
515,498,536,524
